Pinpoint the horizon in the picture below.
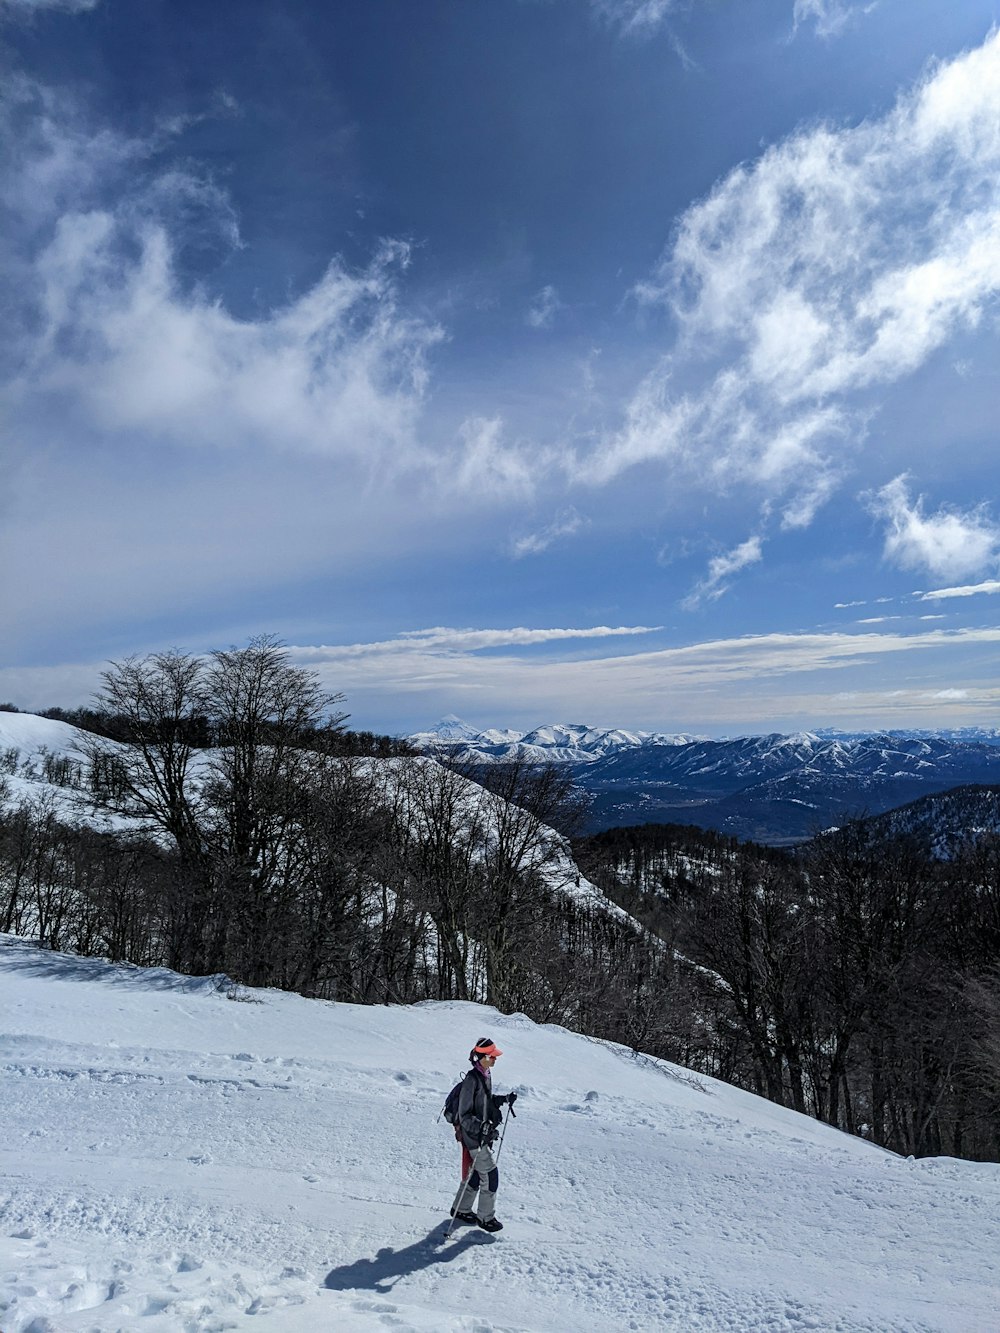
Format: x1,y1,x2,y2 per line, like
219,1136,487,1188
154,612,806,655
6,700,1000,747
3,2,1000,736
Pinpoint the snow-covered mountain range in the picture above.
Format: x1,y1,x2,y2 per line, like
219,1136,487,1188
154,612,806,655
411,718,1000,843
408,715,705,764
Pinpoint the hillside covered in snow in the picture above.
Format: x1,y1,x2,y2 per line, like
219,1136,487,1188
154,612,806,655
3,934,1000,1333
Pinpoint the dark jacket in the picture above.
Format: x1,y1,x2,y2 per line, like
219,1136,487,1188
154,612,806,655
457,1064,503,1151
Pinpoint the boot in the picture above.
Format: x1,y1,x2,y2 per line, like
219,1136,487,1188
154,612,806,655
478,1216,503,1232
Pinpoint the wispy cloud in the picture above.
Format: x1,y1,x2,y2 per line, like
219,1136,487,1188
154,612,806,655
284,623,1000,732
920,578,1000,601
526,284,561,330
595,0,874,41
1,0,99,14
792,1,875,39
683,535,764,609
1,80,443,473
574,30,1000,555
510,507,587,558
591,0,679,37
867,476,1000,581
449,417,538,499
296,625,662,659
5,624,1000,731
589,0,696,65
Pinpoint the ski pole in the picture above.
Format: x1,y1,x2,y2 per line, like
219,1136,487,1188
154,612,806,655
444,1152,479,1238
446,1101,517,1235
494,1102,513,1162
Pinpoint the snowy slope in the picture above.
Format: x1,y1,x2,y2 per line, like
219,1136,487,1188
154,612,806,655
3,937,1000,1332
0,712,152,837
0,713,628,928
0,713,91,818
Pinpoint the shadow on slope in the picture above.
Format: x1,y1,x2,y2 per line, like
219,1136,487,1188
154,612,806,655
0,935,229,994
324,1226,496,1294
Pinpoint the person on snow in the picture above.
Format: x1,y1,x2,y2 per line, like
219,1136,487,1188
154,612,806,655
450,1037,517,1232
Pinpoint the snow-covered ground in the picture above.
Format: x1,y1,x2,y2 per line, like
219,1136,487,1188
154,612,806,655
2,937,1000,1331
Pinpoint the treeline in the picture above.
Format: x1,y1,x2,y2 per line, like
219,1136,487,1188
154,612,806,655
1,699,416,758
575,819,1000,1162
0,638,668,1052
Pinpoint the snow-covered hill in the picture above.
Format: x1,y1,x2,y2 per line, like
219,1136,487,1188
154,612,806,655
3,935,1000,1333
0,712,625,928
0,712,92,817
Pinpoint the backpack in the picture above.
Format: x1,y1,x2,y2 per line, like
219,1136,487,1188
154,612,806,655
442,1072,466,1125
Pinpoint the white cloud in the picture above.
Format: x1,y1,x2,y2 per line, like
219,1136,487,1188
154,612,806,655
591,0,678,37
285,622,1000,732
295,625,662,660
0,76,146,230
292,623,1000,690
682,535,763,609
510,507,587,558
1,82,444,473
29,223,439,464
449,417,538,499
1,0,99,14
867,476,1000,581
526,284,561,330
596,0,874,41
580,30,1000,544
792,1,874,39
920,578,1000,601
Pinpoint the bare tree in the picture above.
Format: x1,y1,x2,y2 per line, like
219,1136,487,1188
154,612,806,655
198,635,347,983
84,636,347,979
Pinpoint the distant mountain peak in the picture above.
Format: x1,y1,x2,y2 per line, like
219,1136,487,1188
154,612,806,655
421,715,483,741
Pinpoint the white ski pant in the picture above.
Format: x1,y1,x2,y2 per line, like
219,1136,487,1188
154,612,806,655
453,1143,499,1221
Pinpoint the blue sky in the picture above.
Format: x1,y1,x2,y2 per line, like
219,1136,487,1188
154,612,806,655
3,0,1000,736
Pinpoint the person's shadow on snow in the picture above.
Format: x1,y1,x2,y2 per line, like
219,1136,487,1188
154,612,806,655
324,1226,495,1293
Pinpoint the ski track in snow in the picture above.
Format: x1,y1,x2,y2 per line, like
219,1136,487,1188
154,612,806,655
2,936,1000,1331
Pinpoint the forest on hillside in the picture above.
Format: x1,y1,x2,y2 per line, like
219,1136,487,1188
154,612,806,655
574,818,1000,1162
3,639,1000,1163
0,641,663,1050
